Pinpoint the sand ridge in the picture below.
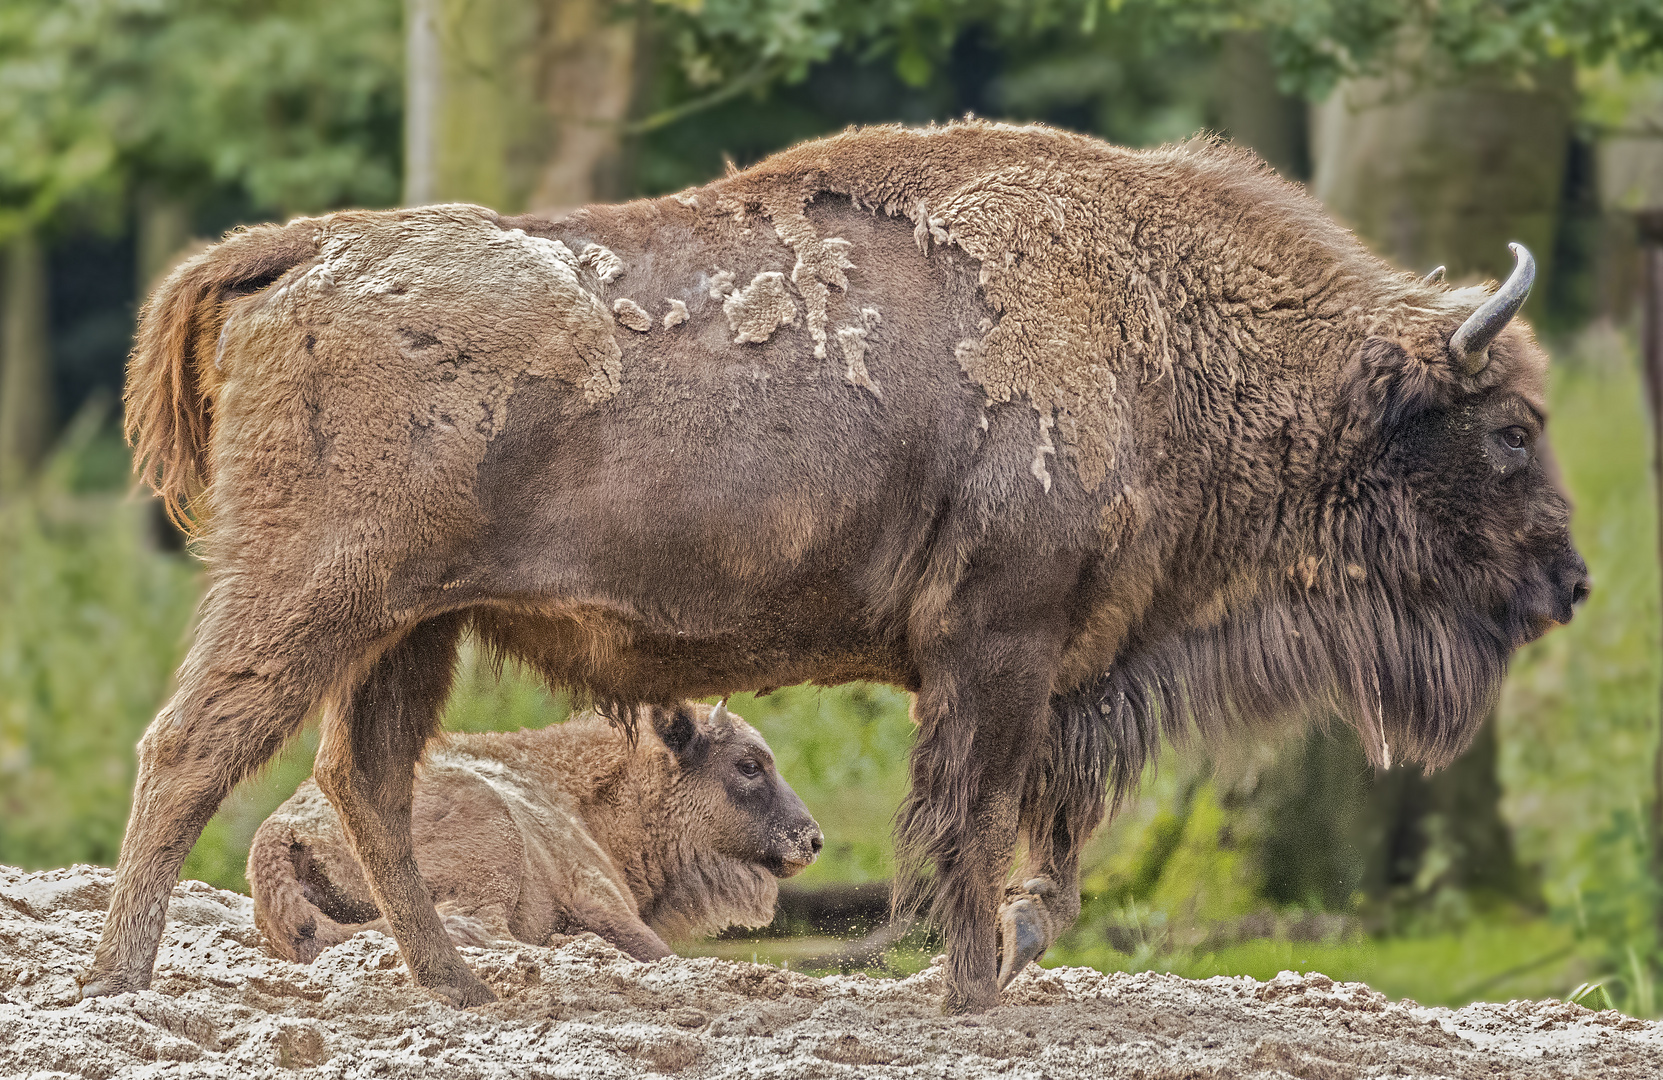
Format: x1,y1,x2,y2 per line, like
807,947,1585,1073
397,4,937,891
3,864,1660,1078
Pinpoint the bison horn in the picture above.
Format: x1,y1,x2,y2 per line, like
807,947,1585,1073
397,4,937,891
1449,243,1534,375
710,698,729,725
1422,265,1445,285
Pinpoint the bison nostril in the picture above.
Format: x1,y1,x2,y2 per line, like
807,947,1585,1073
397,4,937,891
1571,578,1590,606
810,834,823,854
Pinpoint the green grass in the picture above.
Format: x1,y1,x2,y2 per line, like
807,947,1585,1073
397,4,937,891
1493,327,1663,1008
1046,917,1587,1007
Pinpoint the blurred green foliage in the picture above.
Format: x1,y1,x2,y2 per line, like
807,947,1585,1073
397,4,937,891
7,0,1662,241
0,409,198,868
0,0,405,239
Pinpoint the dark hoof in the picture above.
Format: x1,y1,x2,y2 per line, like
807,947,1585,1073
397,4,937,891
995,877,1059,990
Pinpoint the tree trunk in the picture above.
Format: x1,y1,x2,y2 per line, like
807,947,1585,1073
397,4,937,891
0,230,51,493
1211,32,1308,182
1256,721,1533,917
1311,62,1574,285
135,190,194,294
1639,212,1663,934
403,0,635,214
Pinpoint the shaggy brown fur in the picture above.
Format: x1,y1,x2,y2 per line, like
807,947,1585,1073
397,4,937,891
92,120,1585,1012
248,703,820,963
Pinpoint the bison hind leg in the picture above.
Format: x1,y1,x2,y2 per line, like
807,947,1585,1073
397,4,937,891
313,612,496,1008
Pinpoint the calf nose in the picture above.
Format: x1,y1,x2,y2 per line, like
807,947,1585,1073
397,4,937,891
810,832,824,855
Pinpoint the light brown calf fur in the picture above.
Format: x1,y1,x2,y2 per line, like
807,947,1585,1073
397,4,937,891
93,120,1584,1012
248,702,821,964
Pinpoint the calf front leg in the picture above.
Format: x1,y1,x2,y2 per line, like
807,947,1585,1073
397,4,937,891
313,613,494,1007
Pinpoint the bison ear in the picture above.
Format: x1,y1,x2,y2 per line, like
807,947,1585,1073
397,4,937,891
653,704,709,764
1351,335,1456,429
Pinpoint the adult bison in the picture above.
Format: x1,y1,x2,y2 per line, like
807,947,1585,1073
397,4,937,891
86,121,1586,1012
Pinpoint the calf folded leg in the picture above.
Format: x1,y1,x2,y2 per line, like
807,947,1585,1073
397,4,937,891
313,612,495,1007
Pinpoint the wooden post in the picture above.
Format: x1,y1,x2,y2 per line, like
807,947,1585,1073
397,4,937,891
1639,212,1663,910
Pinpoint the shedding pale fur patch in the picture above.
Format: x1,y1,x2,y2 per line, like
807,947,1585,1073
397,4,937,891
662,299,689,328
612,298,652,332
708,269,735,301
1030,411,1056,493
722,271,799,345
834,306,884,397
580,243,625,284
836,326,881,398
761,197,856,359
714,122,1360,490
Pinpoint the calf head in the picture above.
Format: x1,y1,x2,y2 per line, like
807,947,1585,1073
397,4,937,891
651,700,823,876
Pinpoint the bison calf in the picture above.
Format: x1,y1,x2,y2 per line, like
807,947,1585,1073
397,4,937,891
249,701,820,967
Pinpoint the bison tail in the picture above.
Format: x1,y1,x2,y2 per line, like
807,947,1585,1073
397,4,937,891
125,218,320,534
246,817,359,965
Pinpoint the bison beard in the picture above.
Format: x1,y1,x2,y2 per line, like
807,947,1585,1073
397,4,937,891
89,120,1584,1013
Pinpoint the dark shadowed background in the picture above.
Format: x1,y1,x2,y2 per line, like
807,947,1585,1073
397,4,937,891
2,0,1661,1015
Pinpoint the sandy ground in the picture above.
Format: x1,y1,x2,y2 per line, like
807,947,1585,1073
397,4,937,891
3,864,1661,1078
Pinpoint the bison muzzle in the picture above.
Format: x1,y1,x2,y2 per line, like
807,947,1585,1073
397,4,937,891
87,120,1587,1012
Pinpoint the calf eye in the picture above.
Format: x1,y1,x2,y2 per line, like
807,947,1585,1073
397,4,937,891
736,758,762,777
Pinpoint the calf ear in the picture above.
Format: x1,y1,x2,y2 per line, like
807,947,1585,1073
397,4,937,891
653,704,709,764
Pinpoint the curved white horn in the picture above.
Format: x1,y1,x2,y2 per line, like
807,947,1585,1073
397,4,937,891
1449,243,1535,375
709,698,729,724
1422,265,1445,285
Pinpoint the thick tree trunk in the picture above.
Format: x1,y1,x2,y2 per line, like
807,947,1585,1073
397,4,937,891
0,231,51,493
1311,63,1574,285
1211,32,1308,182
1256,721,1530,915
403,0,635,214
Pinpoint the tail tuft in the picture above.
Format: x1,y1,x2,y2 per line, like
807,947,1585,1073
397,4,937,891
125,219,320,534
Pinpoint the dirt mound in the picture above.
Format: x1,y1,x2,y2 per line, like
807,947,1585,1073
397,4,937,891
3,864,1659,1078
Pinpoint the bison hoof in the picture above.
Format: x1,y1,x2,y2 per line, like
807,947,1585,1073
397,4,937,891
79,968,141,1000
995,876,1059,990
432,974,497,1008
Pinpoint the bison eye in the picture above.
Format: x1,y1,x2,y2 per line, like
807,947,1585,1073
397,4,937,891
1488,425,1532,472
736,758,762,778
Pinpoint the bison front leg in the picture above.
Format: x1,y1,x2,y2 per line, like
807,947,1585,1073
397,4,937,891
313,613,494,1007
995,703,1109,987
902,596,1067,1013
